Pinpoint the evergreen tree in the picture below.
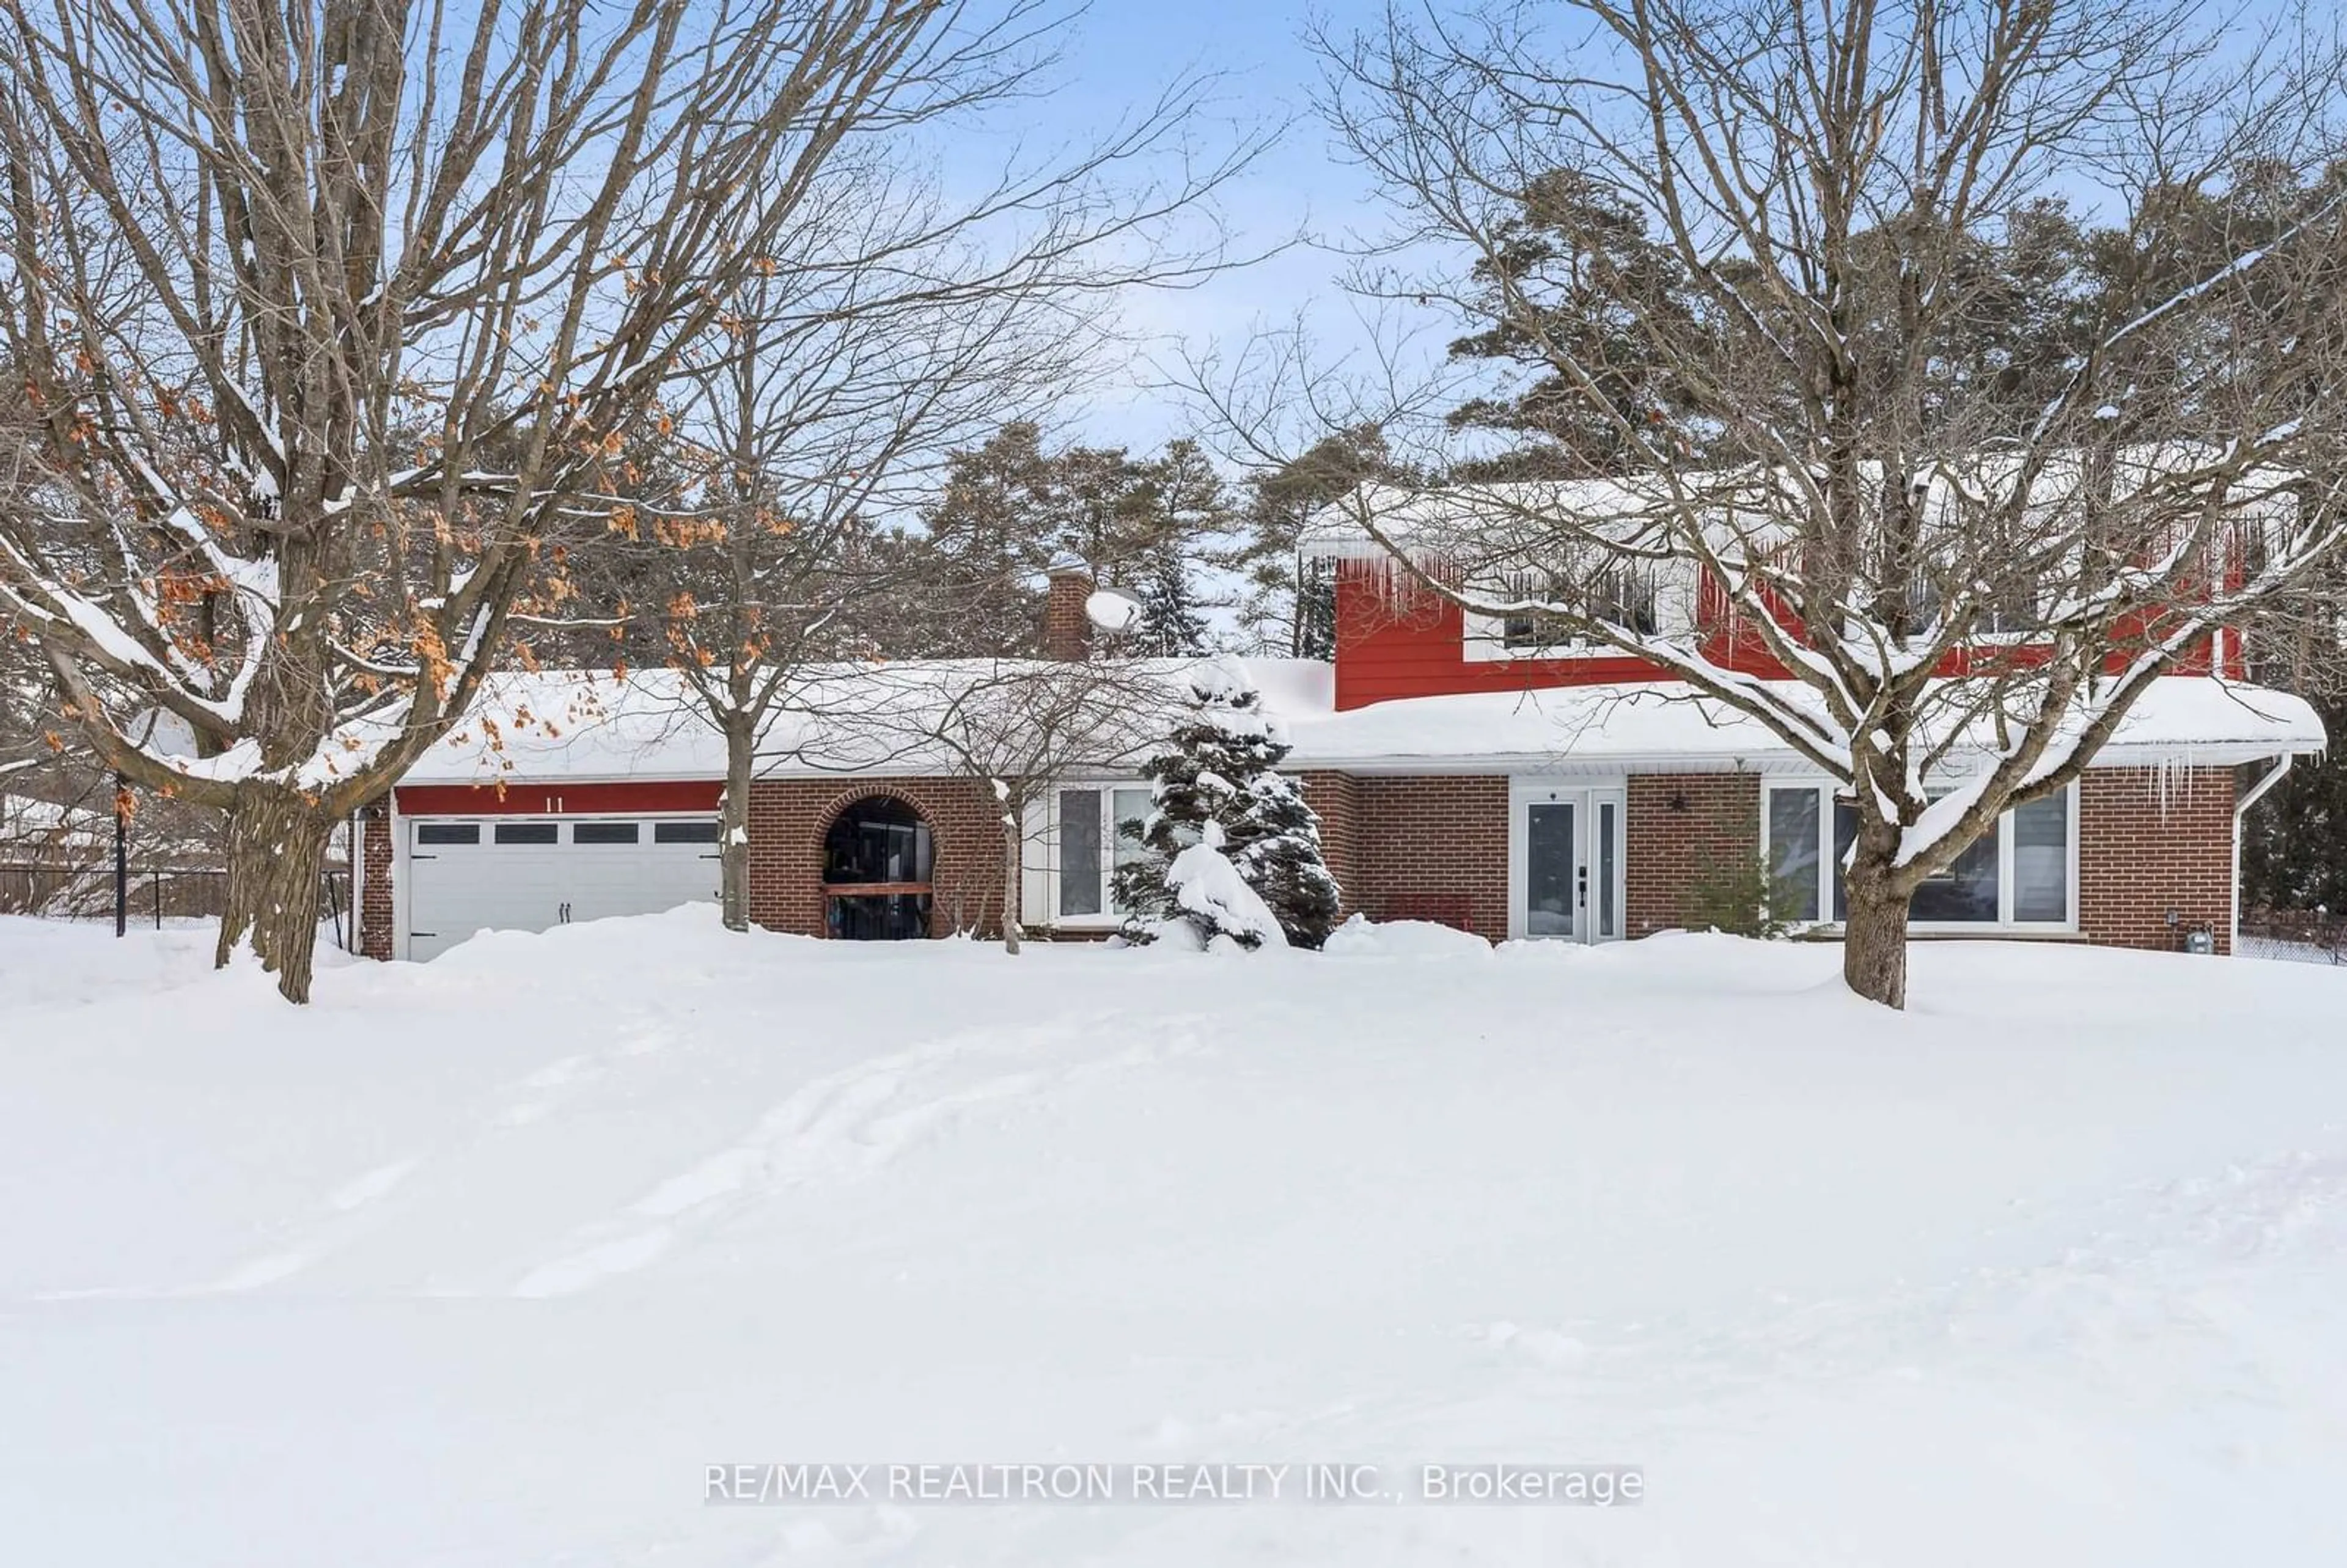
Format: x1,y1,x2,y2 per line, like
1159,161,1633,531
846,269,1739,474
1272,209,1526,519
2244,751,2347,912
887,422,1060,657
1115,438,1227,656
1235,425,1406,658
1126,548,1209,656
1112,658,1343,948
2242,677,2347,914
1443,169,1710,478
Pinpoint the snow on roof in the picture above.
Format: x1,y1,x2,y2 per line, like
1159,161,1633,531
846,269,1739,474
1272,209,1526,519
1297,480,1680,562
402,658,2311,788
403,668,727,785
1298,451,2299,564
1281,676,2329,774
402,659,1338,786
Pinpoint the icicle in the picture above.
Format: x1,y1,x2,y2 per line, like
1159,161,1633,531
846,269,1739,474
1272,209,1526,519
2145,750,2205,818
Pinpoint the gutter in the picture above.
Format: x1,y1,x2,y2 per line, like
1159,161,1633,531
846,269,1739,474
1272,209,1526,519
1279,740,2326,777
2232,755,2297,955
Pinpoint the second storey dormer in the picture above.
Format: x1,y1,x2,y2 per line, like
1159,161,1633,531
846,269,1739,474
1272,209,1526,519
1303,477,2257,713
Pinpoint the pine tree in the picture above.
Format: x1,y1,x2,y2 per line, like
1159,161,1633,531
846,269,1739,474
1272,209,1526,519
2242,688,2347,912
1127,548,1208,656
1112,658,1343,948
1235,424,1406,658
889,422,1060,656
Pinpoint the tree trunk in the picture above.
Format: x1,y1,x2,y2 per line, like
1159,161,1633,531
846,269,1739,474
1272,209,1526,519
1840,835,1913,1009
721,718,754,933
216,785,337,1003
1000,804,1023,956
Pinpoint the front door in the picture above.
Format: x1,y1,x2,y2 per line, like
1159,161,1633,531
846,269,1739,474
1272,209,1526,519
1516,785,1625,943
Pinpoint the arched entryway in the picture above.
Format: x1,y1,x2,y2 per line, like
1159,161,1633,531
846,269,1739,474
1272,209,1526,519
821,795,935,940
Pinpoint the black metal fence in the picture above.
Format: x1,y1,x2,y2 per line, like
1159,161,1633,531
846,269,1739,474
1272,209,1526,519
0,859,354,950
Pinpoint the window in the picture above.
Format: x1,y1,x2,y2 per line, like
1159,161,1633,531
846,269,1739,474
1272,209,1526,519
1895,555,2040,639
1499,566,1661,651
571,822,639,845
414,823,479,846
823,797,930,885
1909,825,2000,921
1053,784,1172,922
821,797,933,942
494,822,558,845
1761,781,2075,929
1058,789,1103,917
1766,788,1822,921
2010,792,2070,921
1597,796,1619,939
1978,587,2040,637
1111,786,1153,882
654,820,721,844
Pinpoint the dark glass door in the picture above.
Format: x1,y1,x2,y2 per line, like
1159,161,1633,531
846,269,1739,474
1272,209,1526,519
1526,801,1578,938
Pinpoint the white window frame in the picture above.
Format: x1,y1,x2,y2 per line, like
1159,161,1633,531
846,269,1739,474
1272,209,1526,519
1460,560,1697,663
1757,778,2081,934
1043,780,1156,928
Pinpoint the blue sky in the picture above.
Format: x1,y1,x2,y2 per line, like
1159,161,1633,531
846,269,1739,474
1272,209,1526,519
957,0,2312,450
956,2,1400,448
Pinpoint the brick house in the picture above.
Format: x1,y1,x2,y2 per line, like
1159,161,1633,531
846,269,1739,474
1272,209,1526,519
359,544,2326,961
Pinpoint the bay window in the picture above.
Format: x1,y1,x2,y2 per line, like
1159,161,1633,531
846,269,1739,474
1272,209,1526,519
1761,780,2076,929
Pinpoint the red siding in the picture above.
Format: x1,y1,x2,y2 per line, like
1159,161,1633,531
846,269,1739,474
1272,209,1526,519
1332,568,1678,711
1329,560,2230,711
394,779,723,816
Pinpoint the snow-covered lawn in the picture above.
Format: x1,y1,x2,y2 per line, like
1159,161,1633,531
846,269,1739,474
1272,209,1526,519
4,912,2345,1566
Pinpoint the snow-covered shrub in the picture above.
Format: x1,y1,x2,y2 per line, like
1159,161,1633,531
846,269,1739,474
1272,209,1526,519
1112,656,1342,948
1158,821,1288,951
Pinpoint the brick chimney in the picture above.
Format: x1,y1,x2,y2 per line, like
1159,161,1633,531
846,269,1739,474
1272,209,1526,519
1043,556,1094,661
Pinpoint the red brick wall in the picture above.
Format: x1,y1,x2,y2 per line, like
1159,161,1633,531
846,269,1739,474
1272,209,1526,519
1297,771,1364,918
2079,766,2238,954
359,804,394,961
365,759,2247,957
1305,768,1760,942
1342,775,1510,940
1042,566,1093,662
746,775,1011,939
1626,772,1760,937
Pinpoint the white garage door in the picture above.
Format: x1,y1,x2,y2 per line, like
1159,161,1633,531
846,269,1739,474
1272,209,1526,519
405,816,722,960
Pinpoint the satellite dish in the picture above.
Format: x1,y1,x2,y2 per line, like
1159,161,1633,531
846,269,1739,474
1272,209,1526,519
1084,589,1141,632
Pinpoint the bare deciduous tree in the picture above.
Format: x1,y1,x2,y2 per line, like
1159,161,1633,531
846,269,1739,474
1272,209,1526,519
1265,0,2347,1007
631,67,1264,931
0,0,1032,998
813,656,1162,953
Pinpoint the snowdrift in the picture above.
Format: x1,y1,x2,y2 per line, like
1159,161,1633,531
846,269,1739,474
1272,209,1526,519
6,909,2347,1566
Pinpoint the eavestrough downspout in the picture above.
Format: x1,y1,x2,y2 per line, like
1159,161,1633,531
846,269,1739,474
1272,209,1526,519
2232,755,2297,954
